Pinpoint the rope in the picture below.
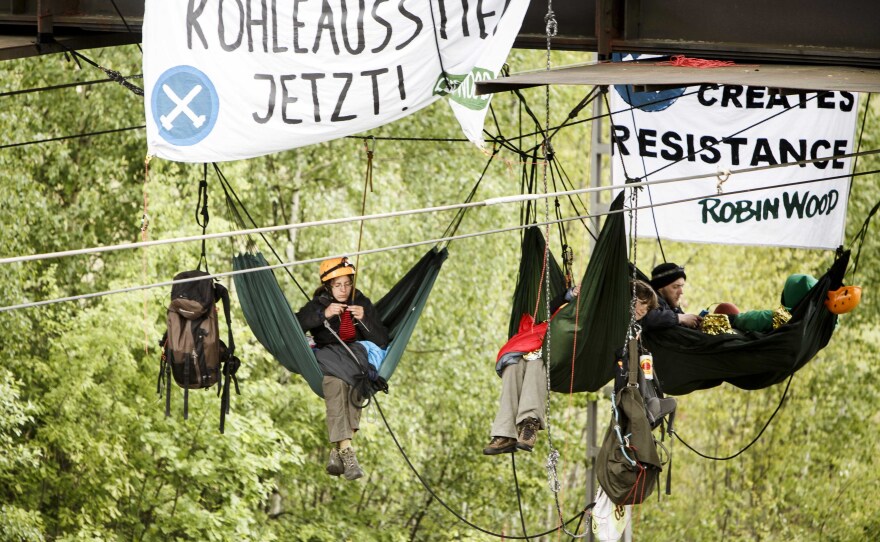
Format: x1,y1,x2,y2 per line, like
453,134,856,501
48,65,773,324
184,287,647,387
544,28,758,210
372,396,589,539
196,164,210,273
656,56,737,68
848,196,880,283
65,50,145,96
0,75,143,98
0,125,145,151
4,161,878,267
548,153,597,240
427,0,455,94
511,453,530,539
541,2,587,536
633,90,828,182
438,147,499,247
670,373,795,461
847,93,872,203
213,164,310,300
5,166,876,312
489,88,705,148
621,84,666,261
352,138,376,300
109,0,143,53
141,156,152,356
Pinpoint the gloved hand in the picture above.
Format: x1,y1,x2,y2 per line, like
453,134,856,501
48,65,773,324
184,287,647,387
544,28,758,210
366,364,379,382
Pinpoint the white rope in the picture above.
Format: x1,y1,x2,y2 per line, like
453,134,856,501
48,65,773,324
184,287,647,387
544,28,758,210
4,147,874,267
4,165,875,314
0,213,594,313
6,159,876,315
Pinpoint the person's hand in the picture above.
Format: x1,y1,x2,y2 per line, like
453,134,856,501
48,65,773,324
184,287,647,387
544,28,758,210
679,313,702,329
570,284,581,297
324,303,347,319
347,305,365,320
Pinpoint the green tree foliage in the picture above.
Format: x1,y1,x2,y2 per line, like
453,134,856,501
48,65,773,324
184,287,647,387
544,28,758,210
1,44,879,542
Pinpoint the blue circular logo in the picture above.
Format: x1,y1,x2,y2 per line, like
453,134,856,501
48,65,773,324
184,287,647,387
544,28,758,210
612,53,685,112
151,66,219,146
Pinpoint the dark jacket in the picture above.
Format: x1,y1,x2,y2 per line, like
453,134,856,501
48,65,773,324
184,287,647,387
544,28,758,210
296,289,389,349
640,295,683,331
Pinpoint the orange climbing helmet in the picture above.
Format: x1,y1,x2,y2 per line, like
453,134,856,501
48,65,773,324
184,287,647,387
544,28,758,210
319,257,356,283
824,285,862,315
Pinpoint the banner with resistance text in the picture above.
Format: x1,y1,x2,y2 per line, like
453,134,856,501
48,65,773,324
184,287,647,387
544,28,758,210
610,84,859,249
143,0,528,162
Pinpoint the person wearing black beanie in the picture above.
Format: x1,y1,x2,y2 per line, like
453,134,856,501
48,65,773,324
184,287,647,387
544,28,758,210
642,262,702,330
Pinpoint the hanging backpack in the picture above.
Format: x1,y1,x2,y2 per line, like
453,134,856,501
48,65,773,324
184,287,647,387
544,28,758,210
158,270,241,433
597,339,666,505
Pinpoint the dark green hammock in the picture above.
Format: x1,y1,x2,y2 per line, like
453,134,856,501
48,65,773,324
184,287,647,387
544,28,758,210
646,251,847,395
233,248,448,397
513,192,848,395
510,193,632,393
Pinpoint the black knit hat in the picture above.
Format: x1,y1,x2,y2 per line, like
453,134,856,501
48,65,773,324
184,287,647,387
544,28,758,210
651,263,686,290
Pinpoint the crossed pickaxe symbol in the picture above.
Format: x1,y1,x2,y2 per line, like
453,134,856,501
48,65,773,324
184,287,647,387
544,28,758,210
160,84,206,131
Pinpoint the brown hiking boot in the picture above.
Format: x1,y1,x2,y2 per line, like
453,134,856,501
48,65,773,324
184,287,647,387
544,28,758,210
516,418,540,452
326,448,344,477
339,447,364,480
482,436,517,455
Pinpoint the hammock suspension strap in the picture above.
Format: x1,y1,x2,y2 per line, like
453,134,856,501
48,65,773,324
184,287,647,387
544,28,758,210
196,163,210,273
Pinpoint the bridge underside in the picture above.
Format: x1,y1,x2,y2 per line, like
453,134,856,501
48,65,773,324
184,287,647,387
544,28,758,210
2,1,879,91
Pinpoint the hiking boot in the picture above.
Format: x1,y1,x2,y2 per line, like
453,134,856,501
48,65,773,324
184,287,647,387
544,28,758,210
339,447,364,480
483,436,517,455
516,418,540,452
326,448,344,477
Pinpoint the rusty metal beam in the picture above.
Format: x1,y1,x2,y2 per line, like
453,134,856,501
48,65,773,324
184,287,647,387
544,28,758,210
517,0,880,68
0,0,879,70
476,61,880,95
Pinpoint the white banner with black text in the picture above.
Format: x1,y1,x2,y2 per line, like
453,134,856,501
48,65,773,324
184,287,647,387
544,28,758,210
610,84,859,249
143,0,528,162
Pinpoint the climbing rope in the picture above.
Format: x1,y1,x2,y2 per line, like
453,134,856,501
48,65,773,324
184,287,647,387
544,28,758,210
351,137,377,300
372,395,591,539
670,373,796,461
141,155,152,356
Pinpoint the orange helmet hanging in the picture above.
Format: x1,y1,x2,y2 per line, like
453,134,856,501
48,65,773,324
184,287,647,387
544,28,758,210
319,257,356,283
824,285,862,315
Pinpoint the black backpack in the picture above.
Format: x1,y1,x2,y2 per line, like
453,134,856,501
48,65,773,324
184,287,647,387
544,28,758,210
158,270,240,433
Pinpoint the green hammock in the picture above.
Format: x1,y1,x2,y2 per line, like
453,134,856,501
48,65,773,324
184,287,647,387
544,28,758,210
646,251,848,395
510,193,631,393
233,248,448,397
512,192,847,395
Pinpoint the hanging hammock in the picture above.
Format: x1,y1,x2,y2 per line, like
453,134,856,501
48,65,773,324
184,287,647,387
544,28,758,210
215,139,500,398
645,250,848,395
233,248,447,397
509,192,631,393
512,191,848,395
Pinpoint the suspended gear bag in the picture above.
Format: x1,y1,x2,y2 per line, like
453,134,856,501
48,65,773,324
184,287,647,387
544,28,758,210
597,340,665,505
158,270,241,433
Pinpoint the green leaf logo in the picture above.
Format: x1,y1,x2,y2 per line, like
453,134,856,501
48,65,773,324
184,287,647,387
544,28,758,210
434,68,494,110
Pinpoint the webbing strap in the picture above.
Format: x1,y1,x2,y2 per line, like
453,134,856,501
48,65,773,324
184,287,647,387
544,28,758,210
627,338,639,387
216,283,235,357
196,164,210,272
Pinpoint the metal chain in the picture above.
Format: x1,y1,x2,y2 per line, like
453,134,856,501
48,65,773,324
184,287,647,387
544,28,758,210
540,0,589,537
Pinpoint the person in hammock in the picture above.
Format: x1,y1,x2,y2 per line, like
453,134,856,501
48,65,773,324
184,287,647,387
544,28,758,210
483,283,580,456
641,262,702,331
712,273,819,333
295,257,389,481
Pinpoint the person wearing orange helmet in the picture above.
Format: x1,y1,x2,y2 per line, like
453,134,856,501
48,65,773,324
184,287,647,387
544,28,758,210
296,256,389,481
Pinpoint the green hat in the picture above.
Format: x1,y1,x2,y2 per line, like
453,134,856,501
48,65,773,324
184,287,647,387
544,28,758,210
781,274,818,309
